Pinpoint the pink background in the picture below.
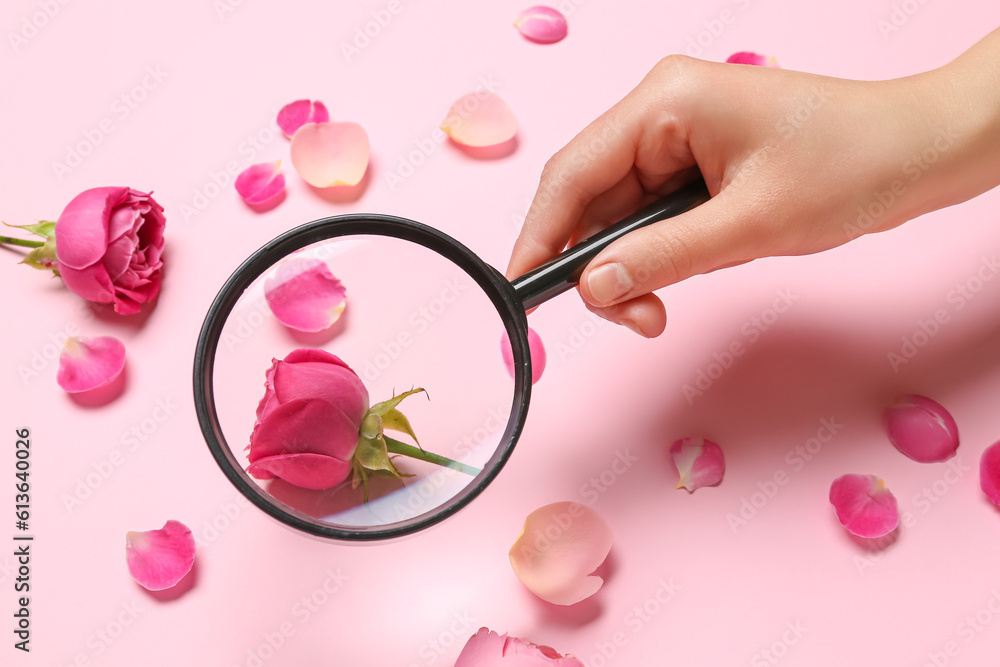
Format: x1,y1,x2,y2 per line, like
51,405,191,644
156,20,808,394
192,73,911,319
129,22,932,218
3,0,1000,665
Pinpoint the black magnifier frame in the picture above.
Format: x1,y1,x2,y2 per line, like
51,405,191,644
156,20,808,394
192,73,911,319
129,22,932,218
193,178,710,542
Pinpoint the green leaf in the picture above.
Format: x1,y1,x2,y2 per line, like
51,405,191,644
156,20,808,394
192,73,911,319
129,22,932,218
368,387,427,417
380,408,421,448
5,220,56,239
22,236,58,271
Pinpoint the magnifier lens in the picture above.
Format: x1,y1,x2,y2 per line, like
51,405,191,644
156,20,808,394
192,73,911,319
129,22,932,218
207,226,525,539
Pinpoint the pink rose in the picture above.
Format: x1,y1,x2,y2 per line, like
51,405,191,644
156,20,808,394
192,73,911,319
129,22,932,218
55,187,166,315
247,349,369,489
456,628,584,667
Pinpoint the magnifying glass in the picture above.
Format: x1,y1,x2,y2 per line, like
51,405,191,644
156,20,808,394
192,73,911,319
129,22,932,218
193,179,709,541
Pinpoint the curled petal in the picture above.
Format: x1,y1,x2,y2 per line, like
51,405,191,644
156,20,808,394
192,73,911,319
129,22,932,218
56,336,126,393
981,441,1000,505
264,257,347,332
235,161,286,205
514,6,568,44
885,395,959,463
248,452,352,489
669,437,725,492
441,92,518,147
289,121,370,187
248,398,359,467
726,51,780,67
829,474,899,538
501,327,546,384
277,99,330,138
125,520,195,591
509,501,613,605
456,627,584,667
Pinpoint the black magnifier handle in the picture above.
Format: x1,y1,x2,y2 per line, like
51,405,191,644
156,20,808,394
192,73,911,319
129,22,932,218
511,178,711,311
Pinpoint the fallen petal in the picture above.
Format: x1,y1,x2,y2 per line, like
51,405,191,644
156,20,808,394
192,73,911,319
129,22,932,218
125,520,196,591
441,92,518,147
264,257,347,331
829,474,899,538
289,121,370,187
885,395,959,463
514,6,568,44
277,99,330,138
456,627,585,667
981,441,1000,505
669,437,725,492
501,327,546,384
509,501,612,605
57,336,126,393
235,161,286,205
726,51,780,67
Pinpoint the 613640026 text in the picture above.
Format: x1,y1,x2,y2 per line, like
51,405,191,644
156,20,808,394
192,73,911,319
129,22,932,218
13,427,32,653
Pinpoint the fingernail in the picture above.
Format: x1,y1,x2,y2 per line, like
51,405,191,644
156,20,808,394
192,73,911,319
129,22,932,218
587,263,631,305
620,318,646,337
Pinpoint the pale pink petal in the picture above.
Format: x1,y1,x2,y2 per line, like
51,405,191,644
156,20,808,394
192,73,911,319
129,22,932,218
441,92,518,147
125,520,195,591
726,51,780,67
264,257,347,331
56,336,126,393
669,437,725,492
981,441,1000,505
885,395,959,463
235,161,286,205
501,327,546,384
289,122,370,187
277,99,330,138
829,474,899,538
509,501,612,605
514,6,568,44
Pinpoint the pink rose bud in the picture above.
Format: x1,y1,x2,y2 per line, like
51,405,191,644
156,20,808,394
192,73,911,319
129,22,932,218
829,474,899,538
247,349,369,489
456,627,584,666
55,187,166,315
884,395,959,463
981,441,1000,505
514,6,568,44
125,520,196,591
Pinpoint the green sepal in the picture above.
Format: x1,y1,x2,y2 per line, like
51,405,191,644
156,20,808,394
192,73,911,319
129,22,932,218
380,408,421,448
5,220,56,239
22,236,59,272
367,387,426,417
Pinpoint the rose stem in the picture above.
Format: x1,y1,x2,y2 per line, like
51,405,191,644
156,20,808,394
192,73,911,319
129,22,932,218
383,436,482,476
0,236,44,248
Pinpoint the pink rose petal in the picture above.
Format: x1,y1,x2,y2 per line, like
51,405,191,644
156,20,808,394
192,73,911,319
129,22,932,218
125,520,195,591
829,474,899,538
56,336,126,393
669,437,725,492
514,6,568,44
235,161,286,205
501,327,546,384
277,99,330,138
264,257,347,332
726,51,781,67
885,395,959,463
441,92,518,147
509,501,612,605
289,121,370,188
981,441,1000,505
456,627,584,667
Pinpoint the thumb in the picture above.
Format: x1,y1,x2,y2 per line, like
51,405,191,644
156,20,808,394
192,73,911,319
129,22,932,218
578,191,762,307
